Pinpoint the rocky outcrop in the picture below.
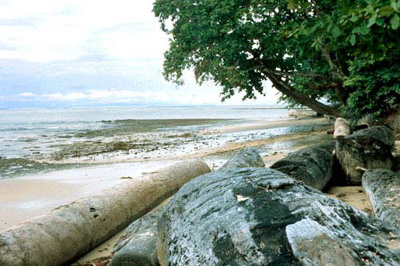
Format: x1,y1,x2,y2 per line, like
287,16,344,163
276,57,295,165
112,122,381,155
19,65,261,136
110,212,161,266
110,148,265,266
335,126,394,185
0,161,210,266
362,169,400,229
270,142,335,190
158,168,400,265
334,117,350,139
220,147,265,169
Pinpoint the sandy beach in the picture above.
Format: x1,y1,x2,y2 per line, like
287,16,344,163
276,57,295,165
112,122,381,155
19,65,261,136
0,115,374,265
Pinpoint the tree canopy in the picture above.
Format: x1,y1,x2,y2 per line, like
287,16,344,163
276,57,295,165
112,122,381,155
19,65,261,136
153,0,400,120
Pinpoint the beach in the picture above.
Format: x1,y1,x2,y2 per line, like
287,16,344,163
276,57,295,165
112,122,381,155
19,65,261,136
0,107,334,231
0,106,373,264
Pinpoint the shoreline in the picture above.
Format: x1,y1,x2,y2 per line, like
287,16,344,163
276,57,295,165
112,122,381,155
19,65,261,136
0,116,330,232
38,117,330,165
0,115,376,265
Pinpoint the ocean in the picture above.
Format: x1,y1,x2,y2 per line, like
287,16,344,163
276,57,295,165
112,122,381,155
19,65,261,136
0,106,295,178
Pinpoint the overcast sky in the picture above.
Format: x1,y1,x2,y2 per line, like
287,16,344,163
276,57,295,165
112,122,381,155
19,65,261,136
0,0,280,109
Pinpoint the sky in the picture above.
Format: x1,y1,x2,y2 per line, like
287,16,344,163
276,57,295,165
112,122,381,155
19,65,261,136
0,0,280,109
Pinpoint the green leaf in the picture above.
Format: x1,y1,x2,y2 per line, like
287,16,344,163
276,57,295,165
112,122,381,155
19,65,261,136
380,6,394,17
390,14,400,29
286,0,298,10
368,14,377,27
350,14,358,22
352,27,361,34
391,0,398,9
376,18,385,26
332,26,341,37
359,25,370,35
350,34,356,45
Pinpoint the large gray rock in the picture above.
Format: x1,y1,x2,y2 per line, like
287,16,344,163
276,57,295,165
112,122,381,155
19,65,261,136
110,212,160,266
158,168,400,265
110,148,265,266
362,169,400,229
336,126,394,185
270,142,335,190
220,147,265,169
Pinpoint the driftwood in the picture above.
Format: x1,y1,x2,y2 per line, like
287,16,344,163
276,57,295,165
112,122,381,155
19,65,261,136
362,169,400,229
333,117,350,139
0,160,210,266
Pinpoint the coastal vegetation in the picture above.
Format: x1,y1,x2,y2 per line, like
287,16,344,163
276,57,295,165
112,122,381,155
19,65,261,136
153,0,400,121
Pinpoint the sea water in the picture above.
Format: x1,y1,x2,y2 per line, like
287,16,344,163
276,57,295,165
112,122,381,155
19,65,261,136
0,106,291,177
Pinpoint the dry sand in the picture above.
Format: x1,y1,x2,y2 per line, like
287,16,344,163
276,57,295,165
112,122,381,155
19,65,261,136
0,160,178,231
327,186,373,214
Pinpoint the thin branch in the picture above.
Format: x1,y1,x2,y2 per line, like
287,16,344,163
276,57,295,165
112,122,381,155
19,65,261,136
321,46,346,81
266,69,330,79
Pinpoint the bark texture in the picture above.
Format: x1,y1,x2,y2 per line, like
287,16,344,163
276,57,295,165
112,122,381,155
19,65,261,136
0,160,210,266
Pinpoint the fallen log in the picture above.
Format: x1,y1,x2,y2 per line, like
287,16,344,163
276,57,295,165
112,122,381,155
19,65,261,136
0,160,210,266
362,169,400,229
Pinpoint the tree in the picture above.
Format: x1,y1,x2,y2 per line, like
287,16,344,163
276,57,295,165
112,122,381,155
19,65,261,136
153,0,400,120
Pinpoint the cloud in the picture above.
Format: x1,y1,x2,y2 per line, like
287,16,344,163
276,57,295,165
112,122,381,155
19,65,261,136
38,89,218,105
0,0,167,62
0,1,280,108
2,85,281,107
18,92,36,97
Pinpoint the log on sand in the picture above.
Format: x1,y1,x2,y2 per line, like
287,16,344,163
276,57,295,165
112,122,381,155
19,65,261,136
0,160,210,266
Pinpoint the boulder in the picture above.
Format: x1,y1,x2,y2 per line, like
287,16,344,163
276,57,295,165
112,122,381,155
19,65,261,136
362,169,400,229
220,147,265,169
335,126,394,185
334,117,351,139
0,160,210,266
110,212,161,266
270,142,335,190
158,168,400,265
110,148,266,266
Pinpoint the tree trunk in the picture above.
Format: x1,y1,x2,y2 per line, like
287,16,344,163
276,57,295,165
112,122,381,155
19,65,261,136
265,71,340,117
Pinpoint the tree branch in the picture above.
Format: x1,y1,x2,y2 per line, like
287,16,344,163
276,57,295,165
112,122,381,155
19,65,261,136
321,46,346,81
265,69,330,79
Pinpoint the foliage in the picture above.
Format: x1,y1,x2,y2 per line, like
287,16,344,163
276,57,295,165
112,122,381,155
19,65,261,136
153,0,400,121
